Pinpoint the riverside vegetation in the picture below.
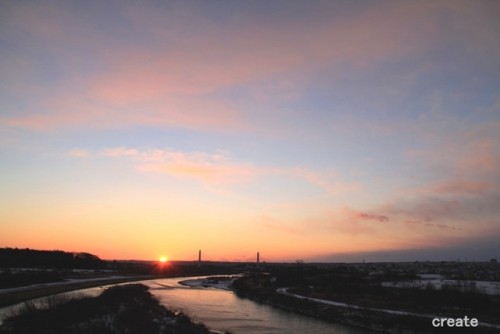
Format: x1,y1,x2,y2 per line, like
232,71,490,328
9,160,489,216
0,284,225,334
232,264,500,333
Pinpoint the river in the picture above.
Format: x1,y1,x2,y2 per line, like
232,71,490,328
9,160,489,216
0,276,373,334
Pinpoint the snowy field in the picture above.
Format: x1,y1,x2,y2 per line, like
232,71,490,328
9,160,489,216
381,275,500,295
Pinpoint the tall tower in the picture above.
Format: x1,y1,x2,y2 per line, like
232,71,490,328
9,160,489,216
257,251,260,264
198,250,201,263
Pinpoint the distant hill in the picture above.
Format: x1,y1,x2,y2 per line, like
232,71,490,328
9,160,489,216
0,248,106,269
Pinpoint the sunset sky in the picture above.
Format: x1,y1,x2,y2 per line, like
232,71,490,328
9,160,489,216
1,0,499,262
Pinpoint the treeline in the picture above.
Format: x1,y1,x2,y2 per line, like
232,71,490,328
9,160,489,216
110,260,245,277
0,248,106,269
0,270,64,289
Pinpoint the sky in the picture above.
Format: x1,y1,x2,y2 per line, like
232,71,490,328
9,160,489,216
1,0,499,262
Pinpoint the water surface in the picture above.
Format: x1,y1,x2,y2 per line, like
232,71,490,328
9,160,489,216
144,277,372,334
1,277,373,334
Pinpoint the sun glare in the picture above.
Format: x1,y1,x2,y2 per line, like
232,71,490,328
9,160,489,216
159,256,168,263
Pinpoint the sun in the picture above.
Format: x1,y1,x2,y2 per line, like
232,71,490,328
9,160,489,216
159,256,168,263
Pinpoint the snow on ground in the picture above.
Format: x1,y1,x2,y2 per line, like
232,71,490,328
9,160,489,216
276,288,500,329
276,288,438,317
178,277,235,290
381,279,500,296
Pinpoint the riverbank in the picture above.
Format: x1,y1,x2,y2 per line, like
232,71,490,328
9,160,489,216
233,274,500,334
0,275,152,308
0,260,245,308
0,283,225,334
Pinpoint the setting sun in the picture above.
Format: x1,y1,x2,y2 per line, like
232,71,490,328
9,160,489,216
159,256,168,263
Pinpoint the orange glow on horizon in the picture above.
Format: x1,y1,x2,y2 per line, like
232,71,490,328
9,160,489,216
159,256,168,263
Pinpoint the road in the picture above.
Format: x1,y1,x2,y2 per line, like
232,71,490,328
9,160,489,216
0,275,152,308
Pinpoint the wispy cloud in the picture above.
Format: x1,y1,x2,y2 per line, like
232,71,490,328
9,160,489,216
380,116,500,232
407,119,500,182
325,206,389,235
359,212,389,222
101,147,258,186
421,180,494,196
72,146,361,196
288,168,362,196
424,223,461,231
4,96,246,133
67,148,91,158
4,1,491,132
256,215,302,235
279,206,392,236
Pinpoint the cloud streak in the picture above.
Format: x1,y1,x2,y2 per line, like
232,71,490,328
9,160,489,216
96,147,359,196
288,168,362,196
101,147,258,186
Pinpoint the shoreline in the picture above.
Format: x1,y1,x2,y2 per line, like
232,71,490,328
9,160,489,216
277,287,500,330
232,275,500,334
0,284,222,334
0,273,237,308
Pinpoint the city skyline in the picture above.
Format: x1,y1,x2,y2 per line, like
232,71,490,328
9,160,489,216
1,0,499,262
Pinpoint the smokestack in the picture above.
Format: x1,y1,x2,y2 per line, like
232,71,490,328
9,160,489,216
198,250,201,263
257,251,260,264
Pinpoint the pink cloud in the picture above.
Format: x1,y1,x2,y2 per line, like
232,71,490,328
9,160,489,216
256,215,301,235
407,119,500,181
102,147,139,158
67,148,91,158
380,198,462,223
4,95,246,132
404,118,500,218
86,1,448,104
359,213,389,222
376,186,499,235
3,1,476,132
403,218,461,231
339,207,389,224
254,206,391,239
288,168,362,196
102,147,258,186
140,160,256,185
317,206,390,235
96,147,363,196
422,180,493,195
404,217,432,225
